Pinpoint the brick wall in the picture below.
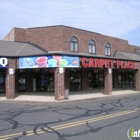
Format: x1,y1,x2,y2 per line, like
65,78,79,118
26,26,63,51
6,58,16,99
3,28,15,41
4,26,140,56
54,68,65,100
62,26,140,55
104,68,112,94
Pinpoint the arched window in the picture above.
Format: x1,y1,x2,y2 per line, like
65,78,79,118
70,36,78,52
105,43,111,55
89,40,96,53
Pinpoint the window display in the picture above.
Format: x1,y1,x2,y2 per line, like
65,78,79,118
118,71,135,88
32,69,54,92
69,69,81,90
88,69,104,89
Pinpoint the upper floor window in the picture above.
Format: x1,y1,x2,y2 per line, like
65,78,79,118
105,42,111,55
89,40,96,53
70,36,78,52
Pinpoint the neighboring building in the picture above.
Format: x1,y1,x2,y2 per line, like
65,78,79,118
0,25,140,100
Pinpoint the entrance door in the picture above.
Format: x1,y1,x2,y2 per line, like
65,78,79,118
18,70,26,91
118,71,135,88
69,69,81,91
0,69,6,93
88,69,104,89
32,69,54,92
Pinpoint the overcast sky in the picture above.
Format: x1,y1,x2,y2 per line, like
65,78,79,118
1,0,140,46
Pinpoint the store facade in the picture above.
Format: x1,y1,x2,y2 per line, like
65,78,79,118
1,25,140,100
0,57,8,93
12,54,138,100
1,53,140,100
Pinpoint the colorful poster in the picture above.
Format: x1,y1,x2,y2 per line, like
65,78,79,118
19,55,79,68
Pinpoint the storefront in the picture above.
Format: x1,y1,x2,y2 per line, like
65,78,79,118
17,55,137,93
18,55,79,93
0,58,8,93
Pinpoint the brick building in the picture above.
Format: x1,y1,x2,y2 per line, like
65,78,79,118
1,25,140,100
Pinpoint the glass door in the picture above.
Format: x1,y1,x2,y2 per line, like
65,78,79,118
88,69,104,89
18,70,26,91
69,68,81,91
0,69,6,93
32,69,54,92
118,71,135,88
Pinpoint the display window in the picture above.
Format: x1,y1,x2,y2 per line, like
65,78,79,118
88,69,104,89
18,69,26,91
32,69,54,92
0,69,6,93
118,71,135,88
69,68,81,91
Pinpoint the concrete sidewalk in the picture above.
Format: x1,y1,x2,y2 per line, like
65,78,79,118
0,89,140,103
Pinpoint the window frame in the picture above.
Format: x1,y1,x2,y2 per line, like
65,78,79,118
89,40,96,54
70,36,78,52
105,42,111,56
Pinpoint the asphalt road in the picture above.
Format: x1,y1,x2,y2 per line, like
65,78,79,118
0,93,140,140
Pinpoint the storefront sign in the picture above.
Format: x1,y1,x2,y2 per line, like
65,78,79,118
59,68,64,73
19,55,79,68
0,58,8,68
81,57,135,69
9,68,14,74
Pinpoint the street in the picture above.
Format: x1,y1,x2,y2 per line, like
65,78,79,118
0,93,140,140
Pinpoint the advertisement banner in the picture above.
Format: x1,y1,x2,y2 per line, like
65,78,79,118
19,55,79,68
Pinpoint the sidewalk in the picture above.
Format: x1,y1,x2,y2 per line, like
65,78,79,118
0,88,140,103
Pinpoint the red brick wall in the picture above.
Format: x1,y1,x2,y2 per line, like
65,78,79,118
15,28,26,42
55,68,65,100
5,26,140,56
6,58,16,99
3,28,15,41
62,26,140,55
26,26,63,51
104,68,112,94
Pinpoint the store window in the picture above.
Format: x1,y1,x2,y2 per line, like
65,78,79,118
18,69,26,91
69,68,81,90
0,69,6,93
70,36,78,52
32,69,54,92
118,71,135,88
89,40,96,54
105,42,111,55
88,69,104,89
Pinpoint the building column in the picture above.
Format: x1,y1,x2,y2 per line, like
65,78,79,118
135,69,140,91
104,68,112,95
6,59,16,99
113,69,119,88
55,67,65,100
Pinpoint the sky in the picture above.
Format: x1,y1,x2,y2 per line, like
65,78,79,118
1,0,140,46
